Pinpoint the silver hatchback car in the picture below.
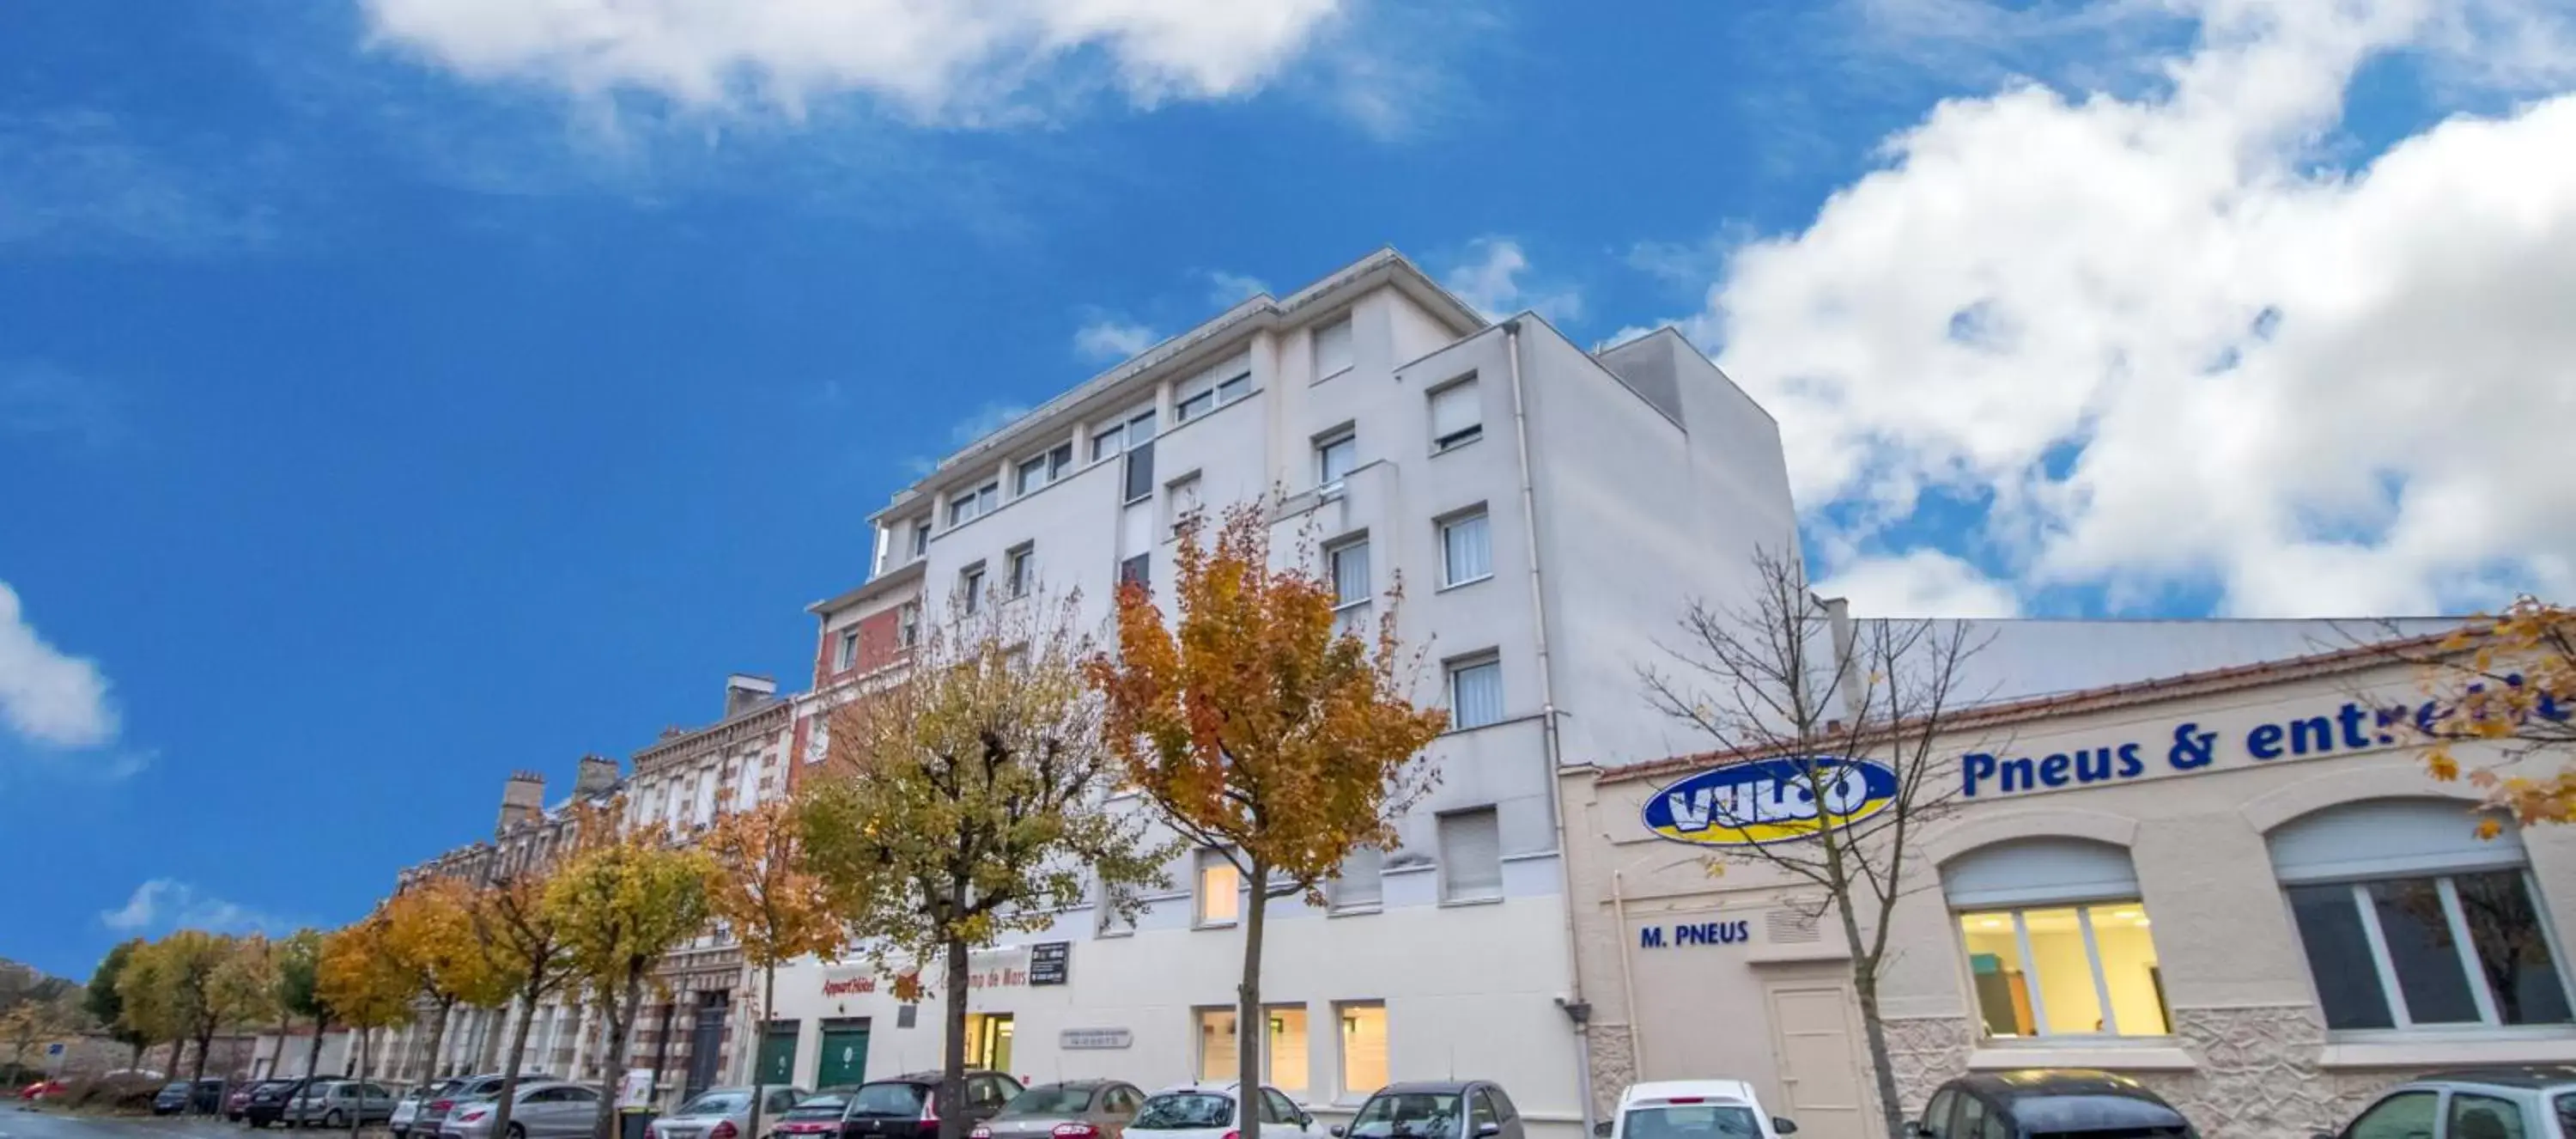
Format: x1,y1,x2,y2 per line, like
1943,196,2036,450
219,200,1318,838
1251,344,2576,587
2321,1068,2576,1139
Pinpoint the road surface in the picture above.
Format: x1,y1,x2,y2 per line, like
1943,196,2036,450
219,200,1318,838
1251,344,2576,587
0,1106,331,1139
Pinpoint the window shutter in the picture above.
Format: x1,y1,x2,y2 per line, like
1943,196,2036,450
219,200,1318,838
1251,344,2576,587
1431,381,1479,443
1940,838,2139,908
2269,798,2524,883
1440,808,1503,900
1315,318,1353,375
1335,847,1383,909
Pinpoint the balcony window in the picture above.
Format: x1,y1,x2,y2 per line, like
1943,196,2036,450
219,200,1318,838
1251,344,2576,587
1316,428,1357,487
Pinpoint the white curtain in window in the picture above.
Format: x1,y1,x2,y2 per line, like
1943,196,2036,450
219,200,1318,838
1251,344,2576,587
1430,381,1479,442
1315,318,1353,375
1443,513,1491,583
1451,659,1503,728
1331,540,1370,605
1440,809,1503,900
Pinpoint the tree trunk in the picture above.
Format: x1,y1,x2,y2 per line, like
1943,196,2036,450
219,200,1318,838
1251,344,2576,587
421,999,454,1088
596,972,646,1139
939,936,970,1139
127,1039,142,1070
1236,858,1267,1139
352,1028,371,1135
307,1017,330,1079
490,996,538,1139
744,963,777,1139
191,1028,212,1085
1832,898,1907,1139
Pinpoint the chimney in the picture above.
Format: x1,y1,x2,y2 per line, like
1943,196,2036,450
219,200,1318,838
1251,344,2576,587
496,770,545,836
575,753,620,796
724,673,778,719
1820,595,1866,727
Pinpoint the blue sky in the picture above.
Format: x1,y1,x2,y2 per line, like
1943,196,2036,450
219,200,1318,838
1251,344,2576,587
5,0,2574,978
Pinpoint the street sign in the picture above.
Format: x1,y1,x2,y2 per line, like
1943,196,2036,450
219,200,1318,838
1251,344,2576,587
1029,942,1070,986
1059,1029,1129,1051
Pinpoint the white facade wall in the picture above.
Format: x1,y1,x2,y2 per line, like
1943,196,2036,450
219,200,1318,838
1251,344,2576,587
776,253,1805,1138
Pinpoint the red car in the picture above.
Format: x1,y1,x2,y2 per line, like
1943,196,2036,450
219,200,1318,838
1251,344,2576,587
17,1080,67,1100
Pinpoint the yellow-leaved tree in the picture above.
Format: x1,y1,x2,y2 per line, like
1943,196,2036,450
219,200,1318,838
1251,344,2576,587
469,867,576,1139
318,919,415,1130
1085,502,1448,1139
546,825,716,1139
380,877,507,1082
704,795,843,1139
2414,597,2576,832
799,589,1171,1139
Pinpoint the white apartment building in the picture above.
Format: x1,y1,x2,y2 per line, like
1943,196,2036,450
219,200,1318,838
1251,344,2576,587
759,249,1802,1138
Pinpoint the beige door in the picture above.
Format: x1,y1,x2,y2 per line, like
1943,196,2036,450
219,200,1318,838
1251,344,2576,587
1765,985,1868,1139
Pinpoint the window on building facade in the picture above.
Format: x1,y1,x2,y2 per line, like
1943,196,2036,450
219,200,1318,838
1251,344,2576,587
1165,472,1203,535
1124,440,1155,503
1006,545,1035,599
948,481,999,527
1218,371,1251,404
1944,838,2168,1038
1438,807,1504,904
1327,536,1370,636
960,563,987,615
910,520,932,558
1192,1008,1306,1092
1195,1008,1239,1083
1440,509,1492,588
1448,654,1503,729
1429,377,1483,452
1177,369,1255,422
1336,1003,1388,1099
1093,408,1155,462
2271,798,2573,1031
1316,428,1357,487
1329,846,1383,913
1315,316,1353,379
1196,850,1241,927
897,602,920,647
834,628,860,672
1012,442,1072,496
1119,553,1149,589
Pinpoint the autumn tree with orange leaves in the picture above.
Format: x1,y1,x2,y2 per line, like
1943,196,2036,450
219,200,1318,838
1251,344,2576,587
317,919,414,1130
704,796,842,1139
378,878,507,1084
2411,598,2576,831
1087,502,1448,1139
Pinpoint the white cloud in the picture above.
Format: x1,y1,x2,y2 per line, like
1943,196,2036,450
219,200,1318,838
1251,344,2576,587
0,581,117,749
947,400,1030,448
1814,550,2021,618
1205,270,1270,306
358,0,1350,124
1442,238,1582,325
1678,0,2576,617
100,880,283,935
1072,318,1159,362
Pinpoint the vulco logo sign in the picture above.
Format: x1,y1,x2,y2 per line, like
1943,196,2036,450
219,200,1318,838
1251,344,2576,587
1643,757,1899,846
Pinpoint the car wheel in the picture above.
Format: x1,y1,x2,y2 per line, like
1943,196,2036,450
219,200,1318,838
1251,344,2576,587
325,1112,345,1129
507,1124,526,1139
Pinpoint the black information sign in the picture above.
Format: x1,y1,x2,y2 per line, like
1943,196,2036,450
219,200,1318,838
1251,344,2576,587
1029,941,1071,986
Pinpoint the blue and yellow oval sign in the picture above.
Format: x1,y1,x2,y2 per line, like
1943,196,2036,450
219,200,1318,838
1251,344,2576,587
1643,757,1900,845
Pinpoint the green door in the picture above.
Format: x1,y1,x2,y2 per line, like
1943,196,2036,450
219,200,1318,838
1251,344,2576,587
816,1021,870,1088
756,1021,800,1087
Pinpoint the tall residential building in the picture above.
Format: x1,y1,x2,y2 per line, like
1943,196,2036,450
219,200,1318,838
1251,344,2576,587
759,249,1799,1136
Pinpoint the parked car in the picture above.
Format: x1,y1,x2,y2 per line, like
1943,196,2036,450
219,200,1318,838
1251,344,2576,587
2318,1067,2576,1139
1344,1081,1528,1139
395,1083,451,1139
155,1079,224,1115
228,1081,264,1121
248,1077,329,1128
827,1074,1019,1139
973,1080,1149,1139
1129,1082,1316,1139
1593,1081,1794,1139
441,1080,606,1139
775,1089,861,1139
17,1079,66,1101
422,1074,552,1137
647,1086,810,1139
1911,1071,2193,1139
289,1080,399,1128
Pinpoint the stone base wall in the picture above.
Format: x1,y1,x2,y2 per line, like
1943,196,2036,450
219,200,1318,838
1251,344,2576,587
1583,1025,1639,1121
1881,1006,2463,1139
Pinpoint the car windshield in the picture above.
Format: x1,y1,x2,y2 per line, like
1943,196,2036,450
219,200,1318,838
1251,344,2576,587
1351,1093,1462,1139
678,1093,752,1118
1621,1106,1763,1139
163,1082,191,1093
2012,1094,2187,1136
1132,1093,1235,1130
787,1094,853,1118
850,1085,928,1117
1002,1087,1098,1118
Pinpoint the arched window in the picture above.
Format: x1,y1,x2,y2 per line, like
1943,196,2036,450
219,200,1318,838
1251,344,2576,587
2269,798,2573,1031
1942,838,2168,1038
